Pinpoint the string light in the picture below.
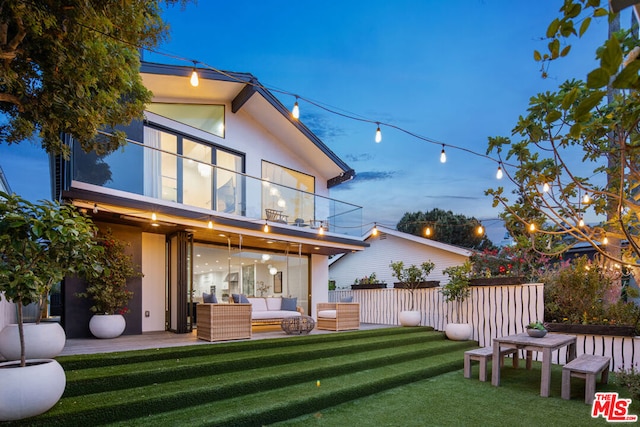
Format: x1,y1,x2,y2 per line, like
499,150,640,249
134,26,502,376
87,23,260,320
529,223,536,232
263,222,269,233
424,227,432,237
603,236,609,245
292,96,300,119
318,222,325,235
440,145,446,163
208,219,214,229
477,225,484,235
542,182,550,192
372,223,378,236
151,212,157,221
375,123,382,143
190,61,199,87
93,203,98,214
496,163,503,180
578,217,585,227
583,193,591,203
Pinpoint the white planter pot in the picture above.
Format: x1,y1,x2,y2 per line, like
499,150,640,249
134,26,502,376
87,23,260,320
445,323,473,341
399,310,421,326
0,359,66,421
0,322,66,361
89,314,126,339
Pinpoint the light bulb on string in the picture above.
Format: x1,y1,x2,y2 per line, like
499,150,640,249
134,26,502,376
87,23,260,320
208,219,214,229
372,223,378,236
190,61,199,87
93,203,98,214
263,222,269,233
477,225,484,235
583,193,591,203
603,236,609,245
440,145,446,163
292,96,300,119
578,217,585,227
375,123,382,143
318,222,325,235
529,223,536,233
542,182,550,192
151,212,157,221
496,163,503,179
424,227,432,237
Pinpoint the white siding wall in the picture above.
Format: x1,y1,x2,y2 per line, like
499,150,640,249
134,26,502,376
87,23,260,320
142,233,166,332
329,232,468,289
0,295,16,331
310,254,329,317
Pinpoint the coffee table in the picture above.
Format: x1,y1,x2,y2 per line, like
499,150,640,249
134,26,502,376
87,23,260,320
281,315,315,335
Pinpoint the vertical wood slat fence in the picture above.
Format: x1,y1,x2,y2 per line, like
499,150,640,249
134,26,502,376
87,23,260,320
330,283,640,370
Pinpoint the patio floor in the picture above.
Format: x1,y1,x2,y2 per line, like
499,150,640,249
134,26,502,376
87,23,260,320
60,323,391,356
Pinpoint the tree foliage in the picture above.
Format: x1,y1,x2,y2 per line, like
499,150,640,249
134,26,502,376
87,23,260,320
485,0,640,266
0,0,186,157
396,208,494,250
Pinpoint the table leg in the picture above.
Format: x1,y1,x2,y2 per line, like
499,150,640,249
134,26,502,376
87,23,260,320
540,347,552,397
492,341,501,386
567,342,576,362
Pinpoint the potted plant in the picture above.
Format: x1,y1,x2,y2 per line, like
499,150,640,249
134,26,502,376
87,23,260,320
526,321,547,338
441,262,473,340
77,231,142,339
351,272,386,290
0,192,101,421
390,260,435,326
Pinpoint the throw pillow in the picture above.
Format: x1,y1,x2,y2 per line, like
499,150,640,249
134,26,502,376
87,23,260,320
281,297,297,311
239,294,250,304
232,293,240,303
203,292,218,303
340,296,353,303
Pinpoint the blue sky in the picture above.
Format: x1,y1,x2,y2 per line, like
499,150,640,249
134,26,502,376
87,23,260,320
0,1,620,244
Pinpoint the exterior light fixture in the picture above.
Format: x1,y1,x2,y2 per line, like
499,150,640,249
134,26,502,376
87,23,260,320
542,182,550,192
496,163,503,179
190,61,199,87
375,123,382,143
603,236,609,245
151,212,157,221
528,223,536,232
292,96,300,119
440,145,446,163
583,193,591,203
208,220,214,229
93,203,98,214
318,222,325,235
578,218,585,227
372,223,378,236
477,225,484,235
263,222,269,233
424,227,432,237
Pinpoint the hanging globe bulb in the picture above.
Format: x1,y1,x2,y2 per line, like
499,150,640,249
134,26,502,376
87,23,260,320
208,220,213,229
583,193,591,203
372,224,378,236
529,223,536,232
190,62,199,87
292,98,300,119
440,145,447,163
603,236,609,245
424,227,432,237
542,182,550,192
496,164,503,179
477,225,484,235
578,218,585,227
375,124,382,143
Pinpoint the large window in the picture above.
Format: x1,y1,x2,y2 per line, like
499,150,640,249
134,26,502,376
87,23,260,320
262,161,315,224
144,126,243,213
146,103,225,138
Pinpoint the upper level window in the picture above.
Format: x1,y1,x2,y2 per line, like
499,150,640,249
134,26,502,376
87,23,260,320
262,161,315,223
146,103,225,138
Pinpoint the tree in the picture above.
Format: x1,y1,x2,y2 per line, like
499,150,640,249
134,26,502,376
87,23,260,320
0,0,187,158
396,208,495,250
486,1,640,269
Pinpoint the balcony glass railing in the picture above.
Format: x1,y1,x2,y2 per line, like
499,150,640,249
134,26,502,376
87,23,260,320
70,139,363,237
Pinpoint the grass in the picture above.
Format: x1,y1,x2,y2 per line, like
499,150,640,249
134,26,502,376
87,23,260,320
7,327,639,426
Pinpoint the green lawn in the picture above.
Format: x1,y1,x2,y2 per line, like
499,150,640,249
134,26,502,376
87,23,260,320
9,327,638,426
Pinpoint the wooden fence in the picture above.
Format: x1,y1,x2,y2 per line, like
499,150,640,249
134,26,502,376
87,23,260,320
330,283,640,370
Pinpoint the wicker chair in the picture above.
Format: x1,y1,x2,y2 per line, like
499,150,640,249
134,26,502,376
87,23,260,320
196,303,252,341
316,302,360,331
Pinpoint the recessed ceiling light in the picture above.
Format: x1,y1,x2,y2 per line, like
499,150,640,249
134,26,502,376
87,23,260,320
314,247,320,250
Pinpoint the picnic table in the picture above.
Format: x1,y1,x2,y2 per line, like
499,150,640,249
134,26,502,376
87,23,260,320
491,332,577,397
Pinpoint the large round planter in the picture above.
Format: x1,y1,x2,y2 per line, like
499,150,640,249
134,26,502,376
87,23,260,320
89,314,126,339
0,359,66,421
445,323,472,341
0,322,66,361
399,310,421,326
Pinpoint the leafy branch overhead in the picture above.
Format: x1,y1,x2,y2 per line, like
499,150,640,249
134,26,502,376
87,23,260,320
0,1,188,157
486,0,640,268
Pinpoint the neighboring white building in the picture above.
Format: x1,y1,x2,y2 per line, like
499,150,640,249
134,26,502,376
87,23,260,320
0,165,10,194
329,225,472,289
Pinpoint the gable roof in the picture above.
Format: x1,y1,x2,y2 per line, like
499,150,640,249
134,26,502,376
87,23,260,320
139,62,355,188
329,224,473,266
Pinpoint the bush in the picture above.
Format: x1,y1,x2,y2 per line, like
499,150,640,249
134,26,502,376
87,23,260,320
616,365,640,401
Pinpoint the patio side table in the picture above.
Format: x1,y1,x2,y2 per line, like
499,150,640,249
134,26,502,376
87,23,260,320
281,315,315,335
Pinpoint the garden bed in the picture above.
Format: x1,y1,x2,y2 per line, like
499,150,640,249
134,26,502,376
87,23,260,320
393,281,440,289
469,277,526,286
545,323,637,337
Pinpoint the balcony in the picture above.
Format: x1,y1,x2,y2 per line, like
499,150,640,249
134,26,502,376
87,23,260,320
69,139,363,237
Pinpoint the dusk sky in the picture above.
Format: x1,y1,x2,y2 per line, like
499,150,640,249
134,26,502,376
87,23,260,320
0,1,624,244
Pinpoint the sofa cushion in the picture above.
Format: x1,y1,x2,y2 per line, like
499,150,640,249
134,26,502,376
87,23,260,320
252,310,301,320
247,297,268,312
232,293,250,304
317,309,337,319
281,297,297,311
265,297,281,311
202,292,218,303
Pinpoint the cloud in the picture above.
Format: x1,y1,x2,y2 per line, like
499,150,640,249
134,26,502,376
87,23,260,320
302,112,346,141
344,153,375,162
334,170,396,190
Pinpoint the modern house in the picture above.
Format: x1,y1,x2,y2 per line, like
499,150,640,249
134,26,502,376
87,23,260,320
51,62,367,338
0,165,10,194
329,225,472,288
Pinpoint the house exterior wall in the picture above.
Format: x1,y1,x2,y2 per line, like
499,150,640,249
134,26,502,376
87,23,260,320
142,232,166,332
329,233,469,288
310,254,329,317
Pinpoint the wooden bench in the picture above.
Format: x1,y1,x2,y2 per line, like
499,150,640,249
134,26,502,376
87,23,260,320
562,354,610,404
464,346,519,382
